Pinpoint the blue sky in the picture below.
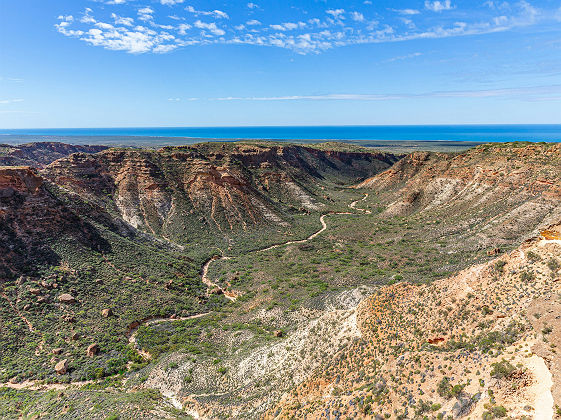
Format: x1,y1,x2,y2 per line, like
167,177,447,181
1,0,561,128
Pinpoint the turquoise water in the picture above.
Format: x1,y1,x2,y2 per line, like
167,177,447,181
1,125,561,143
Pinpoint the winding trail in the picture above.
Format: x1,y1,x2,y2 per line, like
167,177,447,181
201,256,236,301
527,354,554,419
1,292,35,333
2,193,371,408
0,313,212,392
349,193,372,214
127,312,211,359
201,193,370,300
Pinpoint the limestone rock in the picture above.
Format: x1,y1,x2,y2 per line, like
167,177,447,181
87,343,100,357
55,359,68,375
58,294,76,304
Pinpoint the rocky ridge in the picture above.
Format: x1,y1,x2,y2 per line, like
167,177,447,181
0,142,107,168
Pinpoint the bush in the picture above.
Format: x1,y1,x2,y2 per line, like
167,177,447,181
483,406,508,419
526,251,540,262
436,378,464,399
490,360,516,379
495,260,507,274
520,271,534,282
548,258,560,272
491,406,507,417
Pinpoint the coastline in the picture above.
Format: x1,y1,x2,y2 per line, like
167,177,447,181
0,135,485,153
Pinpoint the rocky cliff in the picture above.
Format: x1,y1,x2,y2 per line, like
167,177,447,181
0,166,106,279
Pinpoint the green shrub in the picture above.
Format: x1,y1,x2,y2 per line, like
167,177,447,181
548,258,560,272
494,260,507,274
490,360,516,379
520,271,534,282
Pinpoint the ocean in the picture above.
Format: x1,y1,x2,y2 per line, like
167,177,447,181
1,125,561,145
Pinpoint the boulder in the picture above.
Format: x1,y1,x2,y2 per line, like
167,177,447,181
101,308,113,318
86,343,100,357
29,288,41,296
274,330,283,337
58,294,76,304
52,348,63,355
70,332,79,341
55,359,68,375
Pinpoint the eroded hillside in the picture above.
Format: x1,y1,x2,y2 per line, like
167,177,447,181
357,143,561,249
268,225,561,419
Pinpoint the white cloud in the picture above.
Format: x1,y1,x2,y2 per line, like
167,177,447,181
161,0,184,5
383,52,422,62
270,22,306,31
178,23,191,35
351,12,365,22
194,20,226,36
57,12,179,54
138,7,154,22
111,13,134,26
425,1,454,12
0,99,24,104
214,85,561,101
168,97,198,101
484,1,511,11
185,6,229,19
247,3,258,9
517,0,539,23
0,77,24,83
393,9,421,15
55,0,552,55
326,9,345,19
